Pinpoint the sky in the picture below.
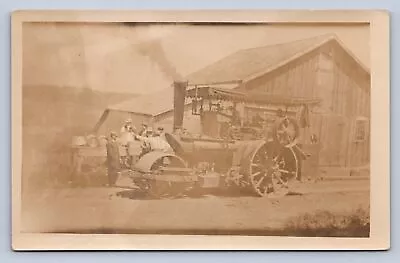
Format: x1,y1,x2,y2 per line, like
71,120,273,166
22,22,370,95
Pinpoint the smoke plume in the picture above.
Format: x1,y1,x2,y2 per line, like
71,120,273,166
134,38,183,82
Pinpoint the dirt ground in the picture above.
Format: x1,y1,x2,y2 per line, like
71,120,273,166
20,176,370,236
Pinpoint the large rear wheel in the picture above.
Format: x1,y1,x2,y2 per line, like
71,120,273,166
248,144,299,198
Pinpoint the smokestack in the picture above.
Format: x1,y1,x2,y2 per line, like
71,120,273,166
173,81,188,132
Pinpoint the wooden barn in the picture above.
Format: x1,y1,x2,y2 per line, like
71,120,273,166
184,34,370,172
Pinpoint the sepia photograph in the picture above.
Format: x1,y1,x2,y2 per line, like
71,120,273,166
11,10,390,250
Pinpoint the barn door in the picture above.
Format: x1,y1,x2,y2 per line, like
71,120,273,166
319,116,348,167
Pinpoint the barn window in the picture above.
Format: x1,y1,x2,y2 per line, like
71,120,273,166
353,117,369,142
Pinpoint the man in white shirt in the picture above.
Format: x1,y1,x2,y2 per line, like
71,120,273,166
120,119,135,168
120,119,135,145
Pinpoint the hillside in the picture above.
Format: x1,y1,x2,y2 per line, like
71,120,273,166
22,85,138,163
22,85,139,189
23,85,137,135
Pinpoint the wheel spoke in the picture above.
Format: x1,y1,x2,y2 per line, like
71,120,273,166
275,175,286,186
251,171,262,178
251,163,262,168
277,169,289,174
254,174,265,188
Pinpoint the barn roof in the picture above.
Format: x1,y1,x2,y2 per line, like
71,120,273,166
107,87,175,116
186,33,370,85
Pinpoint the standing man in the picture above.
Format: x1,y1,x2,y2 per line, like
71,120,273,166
120,119,136,168
106,131,120,187
120,118,134,144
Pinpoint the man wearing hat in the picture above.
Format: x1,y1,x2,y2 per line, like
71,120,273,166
138,122,149,137
106,131,120,187
157,126,167,141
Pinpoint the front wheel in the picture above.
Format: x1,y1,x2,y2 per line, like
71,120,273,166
145,155,193,199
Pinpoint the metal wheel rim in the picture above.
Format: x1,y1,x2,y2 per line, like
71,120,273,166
249,145,298,197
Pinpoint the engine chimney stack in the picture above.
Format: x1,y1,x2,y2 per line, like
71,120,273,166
173,81,188,132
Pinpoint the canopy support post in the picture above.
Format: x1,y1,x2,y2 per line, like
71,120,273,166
92,110,110,134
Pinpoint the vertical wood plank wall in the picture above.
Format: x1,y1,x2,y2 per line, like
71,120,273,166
245,45,370,168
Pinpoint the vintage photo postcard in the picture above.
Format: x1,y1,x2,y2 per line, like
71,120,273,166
11,10,390,250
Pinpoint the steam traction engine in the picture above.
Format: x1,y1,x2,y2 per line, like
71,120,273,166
129,81,320,198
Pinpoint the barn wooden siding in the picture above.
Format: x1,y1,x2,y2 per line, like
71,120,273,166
244,42,370,168
327,42,370,168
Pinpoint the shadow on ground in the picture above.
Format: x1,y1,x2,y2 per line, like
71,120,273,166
113,185,305,201
112,187,298,201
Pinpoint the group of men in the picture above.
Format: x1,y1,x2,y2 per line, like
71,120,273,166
121,119,172,153
105,118,172,186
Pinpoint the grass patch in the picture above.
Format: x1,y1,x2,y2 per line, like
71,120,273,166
284,207,370,237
